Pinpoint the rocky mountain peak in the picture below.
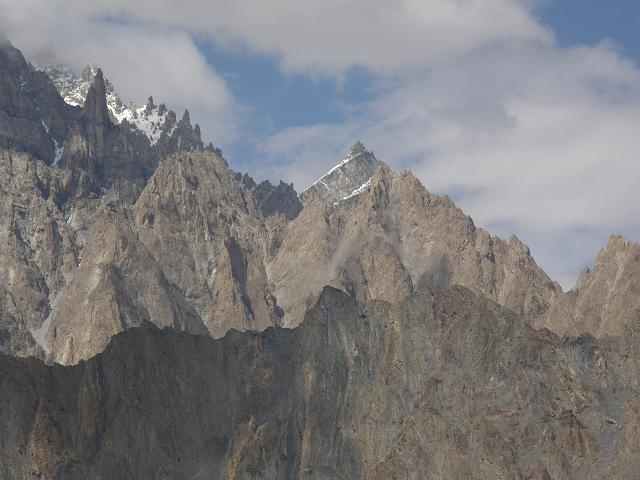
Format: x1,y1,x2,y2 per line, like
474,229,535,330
79,67,111,126
507,234,531,256
299,141,386,205
143,96,155,115
576,235,638,291
607,234,634,252
43,62,179,147
232,171,303,220
350,139,366,156
39,59,210,165
180,109,191,126
535,235,640,337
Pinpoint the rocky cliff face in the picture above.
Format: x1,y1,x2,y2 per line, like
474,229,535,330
58,69,205,186
535,235,640,337
40,149,283,364
2,286,639,479
240,176,302,221
270,144,562,327
0,147,105,359
133,151,282,335
0,42,75,164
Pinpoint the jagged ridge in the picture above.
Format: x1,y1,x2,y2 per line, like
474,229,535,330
1,286,638,478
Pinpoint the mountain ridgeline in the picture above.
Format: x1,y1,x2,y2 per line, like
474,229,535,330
0,39,639,479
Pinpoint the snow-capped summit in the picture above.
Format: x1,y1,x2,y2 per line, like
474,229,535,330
43,63,170,145
117,96,171,146
44,64,122,112
299,141,385,205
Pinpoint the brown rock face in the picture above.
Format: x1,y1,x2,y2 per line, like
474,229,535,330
133,150,282,336
535,235,640,337
0,149,98,359
270,158,562,327
1,286,639,479
44,204,207,364
43,150,282,363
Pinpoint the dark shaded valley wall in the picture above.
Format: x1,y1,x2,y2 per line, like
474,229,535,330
3,287,640,479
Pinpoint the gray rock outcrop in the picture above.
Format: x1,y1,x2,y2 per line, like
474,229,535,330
535,235,640,337
0,41,75,164
234,171,303,220
43,149,283,364
1,286,639,478
270,146,562,327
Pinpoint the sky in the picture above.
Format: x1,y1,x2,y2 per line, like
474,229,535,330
0,0,639,289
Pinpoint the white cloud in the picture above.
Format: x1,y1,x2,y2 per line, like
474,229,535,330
0,0,549,74
254,41,640,288
0,0,551,75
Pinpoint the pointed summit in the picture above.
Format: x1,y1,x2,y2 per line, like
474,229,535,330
350,140,367,156
181,109,191,126
80,67,111,126
299,141,385,205
144,96,156,116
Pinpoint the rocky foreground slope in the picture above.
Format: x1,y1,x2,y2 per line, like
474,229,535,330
2,287,640,479
1,38,640,478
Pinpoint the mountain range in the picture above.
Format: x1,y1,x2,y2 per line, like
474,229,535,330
1,39,639,479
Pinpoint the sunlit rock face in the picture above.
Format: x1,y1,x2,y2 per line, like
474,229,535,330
535,235,640,337
271,143,561,328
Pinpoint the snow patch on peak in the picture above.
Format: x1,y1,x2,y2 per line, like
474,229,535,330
43,63,96,107
118,102,168,146
325,150,365,177
333,177,372,205
342,178,372,201
43,63,169,145
308,144,371,192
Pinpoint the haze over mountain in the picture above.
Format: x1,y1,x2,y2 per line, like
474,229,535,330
0,38,640,479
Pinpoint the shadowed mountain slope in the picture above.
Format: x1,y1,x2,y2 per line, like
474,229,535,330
1,286,639,479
